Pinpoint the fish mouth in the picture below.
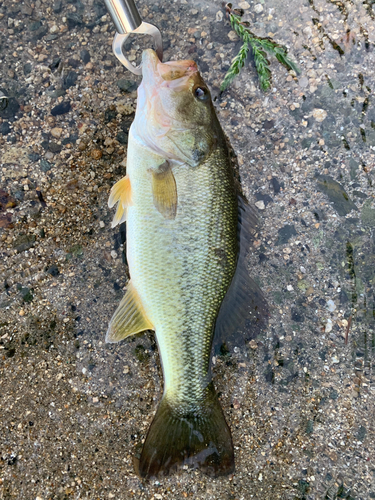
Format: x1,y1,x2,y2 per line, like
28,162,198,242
142,49,198,89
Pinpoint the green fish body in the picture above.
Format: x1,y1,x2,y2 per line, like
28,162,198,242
106,49,264,478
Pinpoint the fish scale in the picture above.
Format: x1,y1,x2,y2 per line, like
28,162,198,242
127,133,238,406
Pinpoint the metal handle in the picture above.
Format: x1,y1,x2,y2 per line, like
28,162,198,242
103,0,141,34
104,0,163,75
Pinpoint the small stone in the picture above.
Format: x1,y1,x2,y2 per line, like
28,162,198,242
276,225,297,245
13,234,36,252
300,266,306,274
80,49,90,64
216,10,223,21
298,76,309,88
116,131,128,145
29,20,42,31
93,397,99,403
123,366,130,374
51,101,71,116
270,177,281,194
19,309,25,316
66,13,83,29
23,62,32,75
52,0,62,13
325,318,333,333
91,149,102,160
255,200,265,210
326,299,336,312
50,127,63,139
254,4,264,13
116,79,138,92
99,221,105,228
239,1,250,9
111,250,118,259
249,340,257,349
63,71,78,89
0,122,11,135
287,285,294,291
227,30,239,42
82,367,87,375
312,108,327,122
47,264,59,277
331,355,339,364
0,97,20,119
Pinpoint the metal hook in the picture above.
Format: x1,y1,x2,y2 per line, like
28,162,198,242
104,0,163,75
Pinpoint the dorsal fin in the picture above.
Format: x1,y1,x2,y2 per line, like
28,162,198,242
106,281,154,343
213,195,268,351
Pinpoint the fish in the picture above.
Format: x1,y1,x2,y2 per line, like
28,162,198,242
106,49,266,479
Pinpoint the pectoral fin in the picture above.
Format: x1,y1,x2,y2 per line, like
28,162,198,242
106,281,154,343
150,161,177,219
108,175,132,228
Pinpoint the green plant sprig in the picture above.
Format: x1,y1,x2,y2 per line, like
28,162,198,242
220,7,300,92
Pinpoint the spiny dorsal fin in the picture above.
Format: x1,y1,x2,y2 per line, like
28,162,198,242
106,281,154,343
213,195,268,350
150,161,177,219
108,175,132,228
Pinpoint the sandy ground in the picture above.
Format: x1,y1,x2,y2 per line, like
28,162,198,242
0,0,374,498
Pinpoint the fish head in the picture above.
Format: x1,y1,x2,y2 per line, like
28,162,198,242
133,49,220,166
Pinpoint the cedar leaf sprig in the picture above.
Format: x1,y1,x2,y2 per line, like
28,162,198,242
221,4,300,92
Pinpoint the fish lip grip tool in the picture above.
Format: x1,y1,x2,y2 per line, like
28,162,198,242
104,0,163,75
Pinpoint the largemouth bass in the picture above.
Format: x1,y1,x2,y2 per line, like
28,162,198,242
106,49,264,478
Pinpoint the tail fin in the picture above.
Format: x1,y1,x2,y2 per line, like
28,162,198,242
138,382,234,479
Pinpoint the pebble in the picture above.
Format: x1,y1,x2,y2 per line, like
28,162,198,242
255,200,265,210
327,300,336,312
228,31,239,42
0,122,11,135
51,101,71,116
249,340,258,349
111,250,118,259
331,356,340,364
254,4,264,13
116,79,138,92
216,11,223,21
298,76,309,88
325,318,333,333
239,1,250,9
51,127,63,139
80,49,90,64
91,149,103,160
312,108,328,122
287,285,294,291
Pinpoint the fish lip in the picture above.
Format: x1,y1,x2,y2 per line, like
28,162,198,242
141,49,198,88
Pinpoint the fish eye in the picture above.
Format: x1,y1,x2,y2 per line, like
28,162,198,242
194,87,209,101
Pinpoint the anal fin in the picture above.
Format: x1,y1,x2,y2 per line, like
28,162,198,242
150,161,177,220
106,281,154,343
108,175,132,228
